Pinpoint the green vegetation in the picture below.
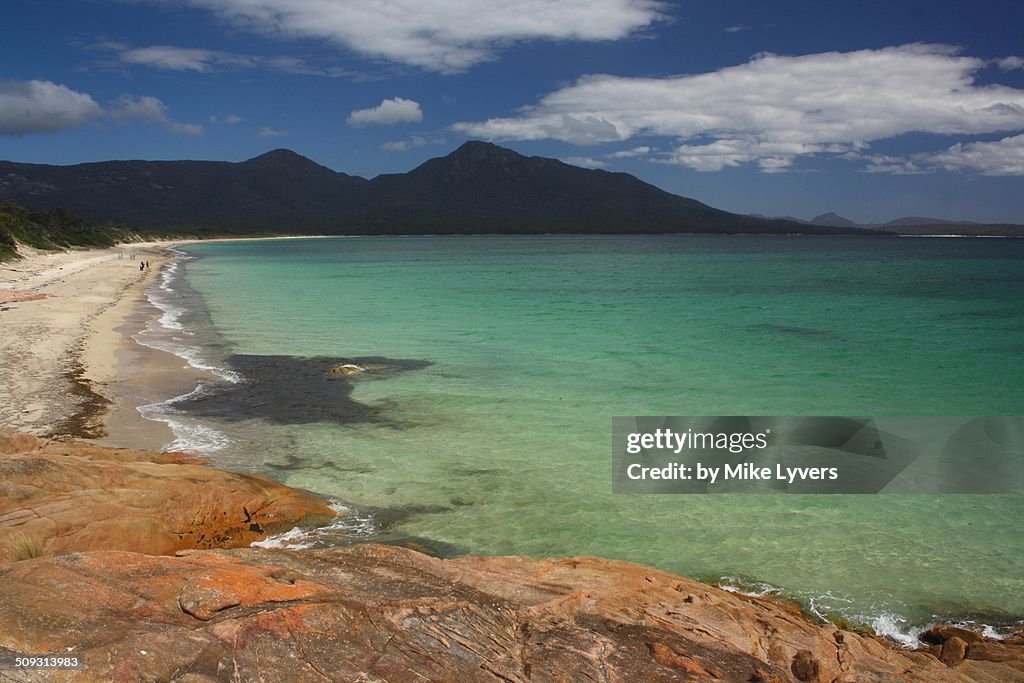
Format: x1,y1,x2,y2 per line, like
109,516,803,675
0,202,139,261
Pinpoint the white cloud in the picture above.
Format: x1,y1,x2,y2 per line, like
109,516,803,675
156,0,665,72
925,133,1024,175
347,97,423,126
108,43,351,77
855,134,1024,176
381,134,444,151
561,156,607,168
0,80,102,135
169,122,204,136
256,127,288,138
452,44,1024,172
108,95,169,123
855,152,929,175
109,95,204,136
608,145,651,158
724,25,750,33
119,45,236,72
997,56,1024,71
0,80,203,137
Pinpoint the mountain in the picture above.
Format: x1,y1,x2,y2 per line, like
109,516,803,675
810,212,861,228
0,142,867,235
760,211,1019,234
352,142,837,234
0,149,366,233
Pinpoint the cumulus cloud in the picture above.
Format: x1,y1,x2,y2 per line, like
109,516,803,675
256,127,288,138
854,134,1024,176
108,95,204,136
347,98,423,126
0,80,203,137
152,0,665,72
0,80,102,135
920,134,1024,175
452,44,1024,172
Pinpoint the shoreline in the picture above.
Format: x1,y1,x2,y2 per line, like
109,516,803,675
0,242,177,440
0,237,313,451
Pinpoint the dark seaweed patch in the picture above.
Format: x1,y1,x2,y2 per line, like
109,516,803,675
170,354,430,426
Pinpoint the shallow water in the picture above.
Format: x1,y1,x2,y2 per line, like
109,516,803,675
141,234,1024,638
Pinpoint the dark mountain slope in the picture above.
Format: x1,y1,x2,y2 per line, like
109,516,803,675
351,141,818,234
1,142,860,235
0,149,366,232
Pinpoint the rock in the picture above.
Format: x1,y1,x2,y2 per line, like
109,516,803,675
967,641,1020,663
2,544,1020,682
0,430,41,455
791,649,821,681
940,636,968,666
2,429,1022,682
326,363,366,377
923,625,987,646
0,430,335,559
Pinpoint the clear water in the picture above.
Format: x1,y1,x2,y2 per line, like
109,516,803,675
148,234,1024,637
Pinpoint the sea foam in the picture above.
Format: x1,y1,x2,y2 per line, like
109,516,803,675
132,250,239,452
250,501,378,549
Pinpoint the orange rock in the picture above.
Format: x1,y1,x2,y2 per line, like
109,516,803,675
1,544,1019,683
940,636,968,666
0,430,335,559
2,430,1021,682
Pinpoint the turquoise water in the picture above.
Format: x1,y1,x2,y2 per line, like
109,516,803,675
153,235,1024,638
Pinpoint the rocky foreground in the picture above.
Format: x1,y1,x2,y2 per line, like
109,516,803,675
0,431,335,556
0,432,1022,682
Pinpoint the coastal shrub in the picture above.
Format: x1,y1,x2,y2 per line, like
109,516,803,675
0,225,17,261
0,202,137,253
4,531,45,562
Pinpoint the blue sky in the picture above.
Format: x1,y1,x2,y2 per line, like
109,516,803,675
2,0,1023,223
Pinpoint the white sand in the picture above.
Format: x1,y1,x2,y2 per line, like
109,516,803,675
0,243,175,436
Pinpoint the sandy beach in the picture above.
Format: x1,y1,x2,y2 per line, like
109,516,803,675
0,242,193,449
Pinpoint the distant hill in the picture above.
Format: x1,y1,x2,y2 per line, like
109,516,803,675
0,149,367,233
883,216,973,227
0,142,864,236
764,210,1019,235
810,212,861,228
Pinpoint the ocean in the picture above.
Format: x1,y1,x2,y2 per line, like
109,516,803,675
136,234,1024,644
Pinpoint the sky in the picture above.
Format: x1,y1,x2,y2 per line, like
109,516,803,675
2,0,1024,224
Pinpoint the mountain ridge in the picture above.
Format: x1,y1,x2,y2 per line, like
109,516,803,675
0,142,947,236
